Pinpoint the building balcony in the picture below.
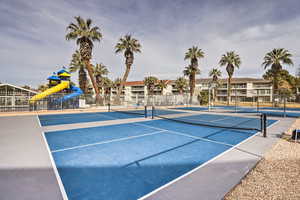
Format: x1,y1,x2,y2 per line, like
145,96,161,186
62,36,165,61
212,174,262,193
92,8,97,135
253,85,272,88
131,88,145,91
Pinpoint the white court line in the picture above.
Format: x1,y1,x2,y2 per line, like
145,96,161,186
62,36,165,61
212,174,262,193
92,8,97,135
138,119,280,200
133,120,236,148
36,115,69,200
52,130,167,153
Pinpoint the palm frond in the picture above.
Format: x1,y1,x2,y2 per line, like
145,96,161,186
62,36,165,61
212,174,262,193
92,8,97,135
115,34,141,54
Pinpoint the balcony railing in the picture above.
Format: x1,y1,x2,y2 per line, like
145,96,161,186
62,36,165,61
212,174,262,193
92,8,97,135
131,88,145,91
253,85,272,88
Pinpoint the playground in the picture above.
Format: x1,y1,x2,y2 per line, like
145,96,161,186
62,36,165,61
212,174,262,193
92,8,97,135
29,68,83,110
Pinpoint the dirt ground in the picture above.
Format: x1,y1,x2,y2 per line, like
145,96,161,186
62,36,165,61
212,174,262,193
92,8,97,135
224,120,300,200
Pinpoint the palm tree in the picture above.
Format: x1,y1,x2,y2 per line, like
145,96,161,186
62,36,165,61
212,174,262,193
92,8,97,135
209,68,222,102
115,34,141,102
69,50,88,94
113,78,122,89
184,46,204,103
174,77,188,94
219,51,241,105
111,78,122,101
144,76,158,96
156,80,168,95
99,77,113,104
209,68,222,83
183,64,200,100
94,63,109,90
66,16,102,104
93,63,109,105
262,48,293,102
101,77,113,95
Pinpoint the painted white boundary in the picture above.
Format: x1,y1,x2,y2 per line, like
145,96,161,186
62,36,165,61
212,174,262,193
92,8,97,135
138,119,279,200
36,115,69,200
52,130,167,153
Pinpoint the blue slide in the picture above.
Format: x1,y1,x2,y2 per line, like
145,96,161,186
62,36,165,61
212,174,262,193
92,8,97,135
56,85,83,103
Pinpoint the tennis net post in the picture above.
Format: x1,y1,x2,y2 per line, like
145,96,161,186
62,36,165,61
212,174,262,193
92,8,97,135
263,113,267,137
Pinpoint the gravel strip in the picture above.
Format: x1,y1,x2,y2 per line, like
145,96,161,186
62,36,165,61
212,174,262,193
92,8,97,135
224,119,300,200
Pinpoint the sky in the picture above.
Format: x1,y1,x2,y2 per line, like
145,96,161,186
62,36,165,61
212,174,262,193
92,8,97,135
1,0,300,88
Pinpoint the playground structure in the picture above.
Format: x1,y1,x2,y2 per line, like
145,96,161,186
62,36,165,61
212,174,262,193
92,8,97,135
30,68,83,110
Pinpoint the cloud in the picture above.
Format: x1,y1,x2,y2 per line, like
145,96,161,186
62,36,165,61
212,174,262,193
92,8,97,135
1,0,300,87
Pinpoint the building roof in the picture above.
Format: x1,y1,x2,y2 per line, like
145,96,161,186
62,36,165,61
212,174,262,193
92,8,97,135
0,83,38,94
196,78,271,84
124,81,145,86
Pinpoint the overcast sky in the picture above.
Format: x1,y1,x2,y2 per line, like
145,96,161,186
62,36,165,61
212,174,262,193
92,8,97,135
1,0,300,87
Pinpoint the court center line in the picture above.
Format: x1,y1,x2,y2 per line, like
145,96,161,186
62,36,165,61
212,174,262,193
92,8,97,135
51,130,167,153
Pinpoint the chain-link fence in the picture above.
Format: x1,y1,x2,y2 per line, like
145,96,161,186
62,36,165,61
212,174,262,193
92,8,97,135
0,93,81,112
206,88,300,117
2,87,300,115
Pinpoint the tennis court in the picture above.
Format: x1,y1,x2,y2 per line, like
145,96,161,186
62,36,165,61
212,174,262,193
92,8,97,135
172,106,300,118
39,108,185,126
41,110,276,200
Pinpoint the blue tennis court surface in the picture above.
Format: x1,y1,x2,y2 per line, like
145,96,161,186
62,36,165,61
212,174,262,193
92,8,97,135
44,113,276,200
172,106,300,118
39,111,143,126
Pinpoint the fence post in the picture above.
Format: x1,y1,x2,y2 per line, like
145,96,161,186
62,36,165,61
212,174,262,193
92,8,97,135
151,106,155,119
144,106,147,118
235,89,237,113
283,96,286,118
257,96,259,113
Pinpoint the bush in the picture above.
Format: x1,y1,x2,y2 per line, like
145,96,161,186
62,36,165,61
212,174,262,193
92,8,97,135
198,91,209,105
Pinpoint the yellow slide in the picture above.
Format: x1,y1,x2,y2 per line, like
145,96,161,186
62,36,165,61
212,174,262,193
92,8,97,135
30,81,69,103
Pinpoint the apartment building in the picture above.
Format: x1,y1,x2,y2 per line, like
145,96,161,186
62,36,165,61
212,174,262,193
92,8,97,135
198,78,273,102
121,78,273,103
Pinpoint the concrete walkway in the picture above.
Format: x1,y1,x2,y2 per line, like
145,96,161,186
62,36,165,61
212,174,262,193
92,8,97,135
0,115,64,200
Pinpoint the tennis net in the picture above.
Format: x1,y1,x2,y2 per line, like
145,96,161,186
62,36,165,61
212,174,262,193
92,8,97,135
152,106,267,135
108,104,148,117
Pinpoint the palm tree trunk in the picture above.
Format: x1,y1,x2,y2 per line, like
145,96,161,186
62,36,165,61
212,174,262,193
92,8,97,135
213,88,216,104
273,76,279,107
227,77,231,106
95,76,105,105
189,73,195,104
84,60,101,105
116,64,131,104
79,67,87,94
